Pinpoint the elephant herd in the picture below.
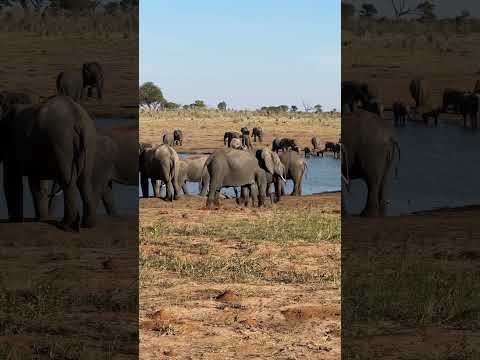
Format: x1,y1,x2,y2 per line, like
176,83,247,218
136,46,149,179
0,62,141,231
140,126,309,208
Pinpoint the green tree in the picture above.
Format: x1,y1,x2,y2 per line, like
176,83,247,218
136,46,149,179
314,104,323,113
278,105,289,112
217,101,227,111
139,82,165,106
290,105,298,112
164,102,180,110
341,2,356,18
360,3,378,17
193,100,206,108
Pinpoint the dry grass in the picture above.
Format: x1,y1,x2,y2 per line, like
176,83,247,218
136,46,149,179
140,194,341,359
140,109,340,152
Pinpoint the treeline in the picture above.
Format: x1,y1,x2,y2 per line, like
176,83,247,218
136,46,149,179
139,82,332,113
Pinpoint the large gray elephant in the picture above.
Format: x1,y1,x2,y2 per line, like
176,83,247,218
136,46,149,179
139,142,160,197
139,144,181,201
177,155,210,196
50,129,138,215
56,62,104,101
342,109,400,216
241,148,286,204
278,150,306,196
311,136,321,150
409,78,430,109
205,148,267,208
0,96,97,231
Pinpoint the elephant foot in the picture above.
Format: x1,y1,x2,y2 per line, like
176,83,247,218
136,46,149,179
60,214,81,232
82,216,97,228
360,208,379,217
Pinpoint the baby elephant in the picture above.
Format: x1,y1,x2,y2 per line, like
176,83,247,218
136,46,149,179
392,101,410,126
173,129,183,146
224,131,241,147
304,147,312,157
251,127,263,142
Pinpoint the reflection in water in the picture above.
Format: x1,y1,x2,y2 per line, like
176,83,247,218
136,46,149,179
343,122,480,215
139,153,341,198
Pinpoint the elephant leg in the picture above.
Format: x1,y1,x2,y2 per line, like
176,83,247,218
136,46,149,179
102,182,117,216
61,182,80,231
3,164,23,222
199,173,209,196
250,184,260,207
361,161,384,217
173,178,182,200
140,172,149,198
77,173,96,228
165,180,174,201
182,182,189,195
28,177,49,221
96,81,103,99
153,179,162,197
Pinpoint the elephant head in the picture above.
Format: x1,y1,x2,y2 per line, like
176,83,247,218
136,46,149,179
259,147,286,182
82,62,104,99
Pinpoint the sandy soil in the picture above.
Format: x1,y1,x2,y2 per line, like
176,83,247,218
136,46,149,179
0,32,138,118
0,216,138,359
140,111,340,153
139,193,341,360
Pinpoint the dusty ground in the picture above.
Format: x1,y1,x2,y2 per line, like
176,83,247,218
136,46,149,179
140,110,340,153
342,208,480,359
139,193,341,359
0,32,138,118
0,216,138,359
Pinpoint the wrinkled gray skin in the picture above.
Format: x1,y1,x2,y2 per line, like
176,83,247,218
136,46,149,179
140,144,181,201
139,142,160,197
251,127,263,142
278,150,306,196
50,130,138,215
163,133,174,146
173,129,183,146
0,96,97,231
224,131,241,147
242,148,286,204
230,138,243,149
242,134,253,149
205,148,267,208
56,62,104,101
342,109,400,217
311,136,322,150
177,155,210,196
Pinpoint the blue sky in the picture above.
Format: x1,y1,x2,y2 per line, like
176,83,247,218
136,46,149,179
140,1,340,110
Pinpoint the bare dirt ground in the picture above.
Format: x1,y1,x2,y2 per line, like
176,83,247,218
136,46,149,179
0,216,138,359
342,23,480,359
140,110,340,153
139,193,341,359
0,32,138,118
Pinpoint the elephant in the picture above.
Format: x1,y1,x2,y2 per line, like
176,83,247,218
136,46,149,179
442,88,470,113
205,148,267,208
56,62,104,101
392,101,411,126
50,129,138,215
82,62,104,99
0,95,97,231
304,147,312,157
409,78,430,109
224,131,241,147
278,150,306,196
173,129,183,146
311,136,322,150
341,81,378,112
241,127,250,136
252,127,263,142
272,138,281,152
139,142,160,197
342,109,400,217
242,134,253,150
230,138,244,149
139,144,181,201
363,97,384,118
461,93,480,129
240,147,286,205
177,155,210,196
278,138,300,152
163,133,174,146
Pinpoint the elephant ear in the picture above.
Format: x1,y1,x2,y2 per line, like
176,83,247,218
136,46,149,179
272,152,284,176
261,148,274,174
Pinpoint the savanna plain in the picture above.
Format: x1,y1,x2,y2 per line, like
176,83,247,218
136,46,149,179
139,110,341,359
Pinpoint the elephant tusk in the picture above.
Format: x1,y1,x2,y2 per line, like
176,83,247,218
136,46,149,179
341,174,349,185
280,175,287,183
